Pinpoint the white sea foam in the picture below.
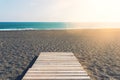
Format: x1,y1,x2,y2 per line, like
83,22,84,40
0,27,120,31
0,28,36,31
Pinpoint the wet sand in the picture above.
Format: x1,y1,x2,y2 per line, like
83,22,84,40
0,29,120,80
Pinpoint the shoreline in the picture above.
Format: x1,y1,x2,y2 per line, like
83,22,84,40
0,28,120,31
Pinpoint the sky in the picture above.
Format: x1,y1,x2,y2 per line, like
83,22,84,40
0,0,120,22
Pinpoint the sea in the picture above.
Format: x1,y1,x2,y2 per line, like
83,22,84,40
0,22,119,31
0,22,72,31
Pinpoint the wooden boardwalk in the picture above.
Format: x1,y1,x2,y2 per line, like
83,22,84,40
23,52,91,80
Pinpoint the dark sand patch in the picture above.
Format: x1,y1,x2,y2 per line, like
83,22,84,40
0,29,120,80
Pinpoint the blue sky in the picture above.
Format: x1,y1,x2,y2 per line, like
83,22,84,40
0,0,120,22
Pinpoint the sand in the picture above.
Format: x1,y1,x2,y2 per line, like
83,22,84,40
0,29,120,80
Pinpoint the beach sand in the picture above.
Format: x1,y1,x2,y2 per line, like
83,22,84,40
0,29,120,80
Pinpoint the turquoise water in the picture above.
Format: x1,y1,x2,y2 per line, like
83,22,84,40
0,22,120,30
0,22,71,31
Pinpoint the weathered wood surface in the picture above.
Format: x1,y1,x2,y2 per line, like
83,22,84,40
22,52,91,80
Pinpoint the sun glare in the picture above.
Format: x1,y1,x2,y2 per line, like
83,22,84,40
63,0,120,22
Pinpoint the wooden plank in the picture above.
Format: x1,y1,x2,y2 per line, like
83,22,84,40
37,57,77,59
28,70,86,73
34,63,80,65
36,59,78,61
33,63,81,65
39,54,74,56
32,64,81,66
40,52,73,53
30,67,83,69
39,55,75,56
33,65,82,67
39,55,75,57
29,68,85,71
23,76,90,80
26,71,87,74
35,61,79,62
30,66,82,68
40,54,74,56
33,63,80,65
34,62,80,64
35,59,78,61
24,75,89,77
25,74,88,76
27,72,87,75
28,68,84,71
40,54,74,57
